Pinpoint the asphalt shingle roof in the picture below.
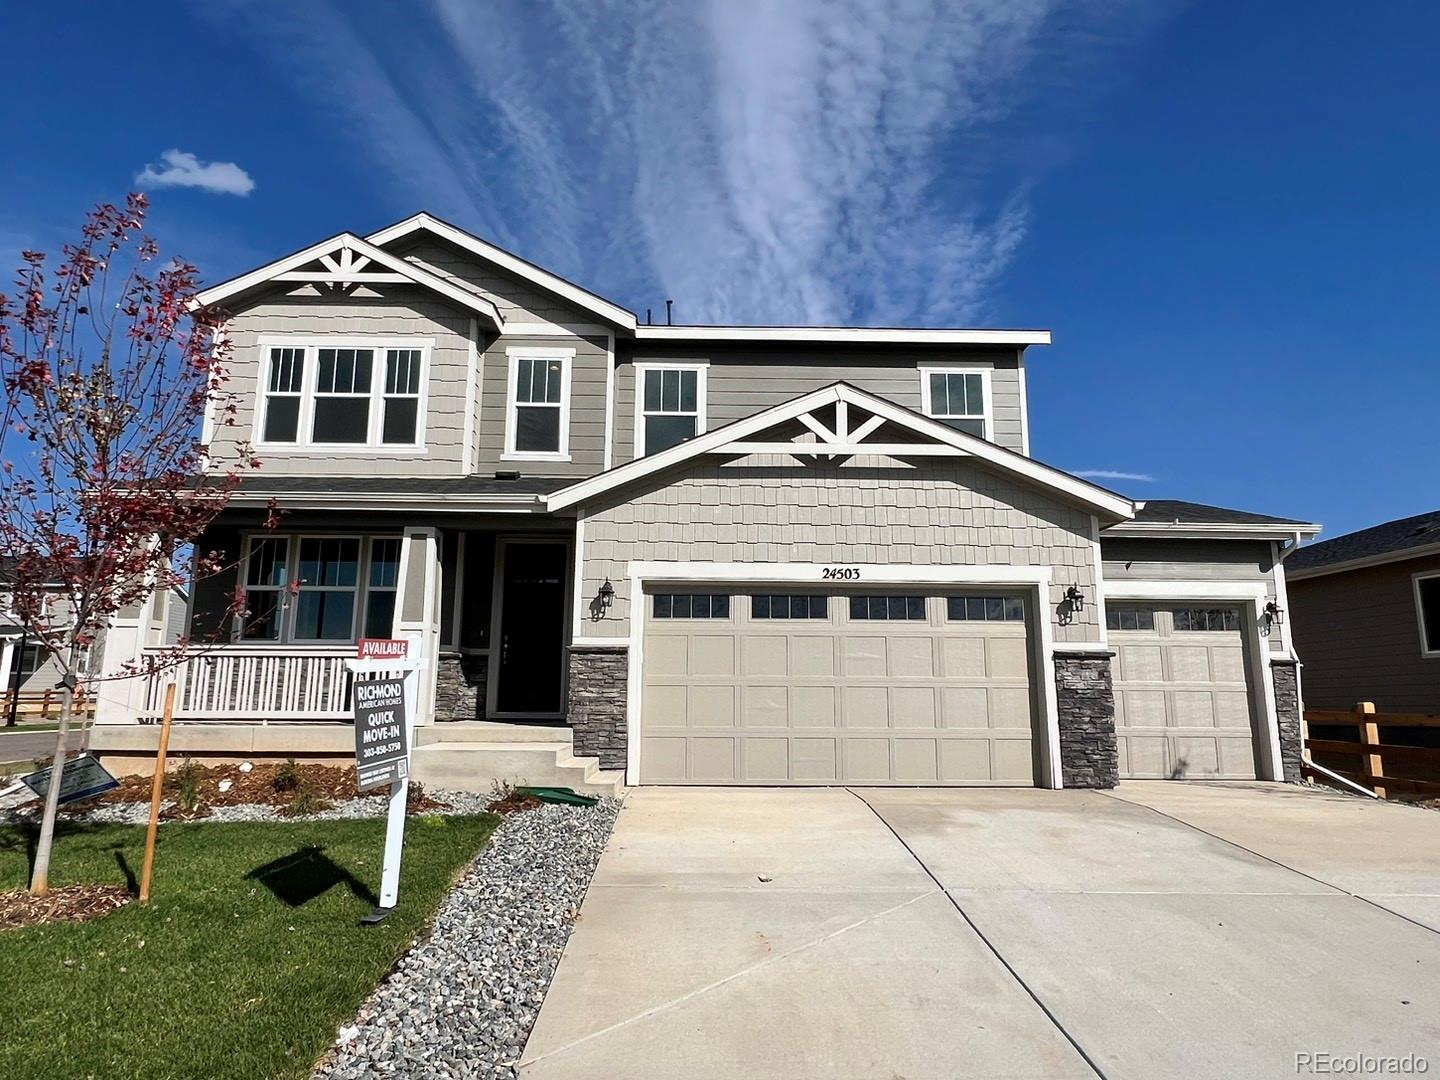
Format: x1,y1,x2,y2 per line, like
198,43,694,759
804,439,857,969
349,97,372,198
1287,509,1440,572
1130,500,1314,527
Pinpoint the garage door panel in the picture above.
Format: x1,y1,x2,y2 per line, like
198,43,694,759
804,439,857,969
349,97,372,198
1111,604,1259,781
641,589,1036,785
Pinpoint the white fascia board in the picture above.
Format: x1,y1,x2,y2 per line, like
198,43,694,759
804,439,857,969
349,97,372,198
366,213,637,331
545,382,1134,519
192,233,504,331
223,491,546,513
1105,522,1322,541
633,325,1051,346
1286,540,1440,581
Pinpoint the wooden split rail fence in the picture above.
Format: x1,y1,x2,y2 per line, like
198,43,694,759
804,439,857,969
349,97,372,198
2,688,95,726
1303,701,1440,799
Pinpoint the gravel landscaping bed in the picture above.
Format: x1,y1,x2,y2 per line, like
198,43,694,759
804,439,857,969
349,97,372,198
314,797,621,1080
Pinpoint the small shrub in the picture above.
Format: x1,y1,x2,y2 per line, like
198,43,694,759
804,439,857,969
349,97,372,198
272,758,301,793
172,759,204,815
282,781,333,818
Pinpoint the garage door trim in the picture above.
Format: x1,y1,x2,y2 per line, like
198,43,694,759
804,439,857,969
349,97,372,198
623,561,1071,788
1105,581,1284,781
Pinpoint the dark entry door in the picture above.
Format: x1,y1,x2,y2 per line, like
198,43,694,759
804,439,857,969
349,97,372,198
495,541,567,714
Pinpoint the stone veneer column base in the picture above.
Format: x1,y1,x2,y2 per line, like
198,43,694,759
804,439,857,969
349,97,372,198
1270,659,1303,783
567,646,629,770
433,653,487,722
1054,652,1119,789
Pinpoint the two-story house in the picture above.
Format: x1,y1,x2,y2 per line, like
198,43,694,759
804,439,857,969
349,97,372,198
89,213,1319,793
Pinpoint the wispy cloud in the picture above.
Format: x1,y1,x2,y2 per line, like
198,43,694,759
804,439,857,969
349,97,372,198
211,0,1169,322
136,150,255,197
1074,469,1157,482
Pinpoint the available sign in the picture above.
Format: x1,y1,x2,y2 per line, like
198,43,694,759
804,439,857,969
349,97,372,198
22,754,120,806
357,638,409,661
353,677,409,792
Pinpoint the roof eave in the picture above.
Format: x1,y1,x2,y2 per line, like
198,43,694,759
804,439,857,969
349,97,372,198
1104,521,1322,541
631,325,1051,346
1287,540,1440,581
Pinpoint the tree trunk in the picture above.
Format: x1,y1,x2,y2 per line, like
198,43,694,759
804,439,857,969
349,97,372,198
28,652,77,897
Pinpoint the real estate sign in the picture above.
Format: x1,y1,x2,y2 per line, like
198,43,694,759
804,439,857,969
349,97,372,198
22,753,120,806
353,677,409,792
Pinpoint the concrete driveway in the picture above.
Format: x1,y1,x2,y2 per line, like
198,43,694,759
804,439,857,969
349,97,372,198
520,783,1440,1080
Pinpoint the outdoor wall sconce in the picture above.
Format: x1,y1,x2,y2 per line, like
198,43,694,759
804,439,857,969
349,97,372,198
1263,600,1284,628
597,578,615,613
1063,584,1086,612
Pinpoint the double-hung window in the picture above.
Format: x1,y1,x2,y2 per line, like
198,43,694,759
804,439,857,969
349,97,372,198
505,348,572,458
257,338,430,449
636,363,706,456
364,538,402,638
241,536,290,641
921,368,989,437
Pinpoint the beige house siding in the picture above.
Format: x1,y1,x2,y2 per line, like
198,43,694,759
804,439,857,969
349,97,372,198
612,345,1026,465
387,238,600,326
214,290,476,477
1288,553,1440,712
579,456,1101,644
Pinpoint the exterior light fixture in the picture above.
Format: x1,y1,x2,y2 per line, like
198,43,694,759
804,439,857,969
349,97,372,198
1063,584,1086,612
1263,600,1284,628
597,578,615,613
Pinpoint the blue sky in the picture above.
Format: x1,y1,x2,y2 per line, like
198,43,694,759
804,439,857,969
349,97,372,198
1,1,1434,539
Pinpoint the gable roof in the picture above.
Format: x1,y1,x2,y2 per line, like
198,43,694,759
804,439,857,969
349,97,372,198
546,382,1135,519
366,212,639,330
191,232,504,329
1287,509,1440,579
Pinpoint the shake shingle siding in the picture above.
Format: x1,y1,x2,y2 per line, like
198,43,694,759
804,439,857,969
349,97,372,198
579,456,1102,644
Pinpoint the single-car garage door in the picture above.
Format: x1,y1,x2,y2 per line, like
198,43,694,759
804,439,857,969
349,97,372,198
639,588,1037,785
1109,604,1259,779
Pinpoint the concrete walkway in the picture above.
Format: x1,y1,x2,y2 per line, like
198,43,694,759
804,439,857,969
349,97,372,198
519,783,1440,1079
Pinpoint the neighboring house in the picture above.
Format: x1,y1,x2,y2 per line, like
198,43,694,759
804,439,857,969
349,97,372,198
1287,510,1440,712
87,213,1319,790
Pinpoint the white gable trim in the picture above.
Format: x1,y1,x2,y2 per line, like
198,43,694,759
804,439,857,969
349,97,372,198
192,233,504,330
633,325,1050,346
545,382,1135,519
366,213,638,331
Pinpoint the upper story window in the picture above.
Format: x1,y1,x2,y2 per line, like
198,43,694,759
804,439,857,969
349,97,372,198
240,533,401,644
504,347,572,460
920,367,989,438
257,338,430,450
1414,572,1440,658
636,363,707,456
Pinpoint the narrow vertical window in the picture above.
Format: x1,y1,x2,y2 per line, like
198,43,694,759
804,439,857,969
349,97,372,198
640,366,704,455
311,348,374,443
293,537,360,640
382,349,422,445
508,351,569,456
242,536,290,640
262,348,304,443
365,538,402,637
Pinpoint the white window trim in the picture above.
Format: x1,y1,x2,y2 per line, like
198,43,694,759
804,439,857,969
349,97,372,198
919,365,991,440
1413,570,1440,659
254,335,433,454
502,346,574,461
632,360,709,458
237,532,401,645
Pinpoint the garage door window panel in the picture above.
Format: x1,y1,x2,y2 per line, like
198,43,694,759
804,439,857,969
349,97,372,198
1173,608,1242,632
850,595,926,620
653,593,730,619
752,594,827,619
947,596,1025,622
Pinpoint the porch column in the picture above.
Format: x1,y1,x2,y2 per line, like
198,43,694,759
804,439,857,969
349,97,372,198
393,526,442,726
0,637,14,714
92,596,152,725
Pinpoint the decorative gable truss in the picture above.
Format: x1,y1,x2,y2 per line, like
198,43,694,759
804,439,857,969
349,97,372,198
191,233,504,332
547,383,1136,520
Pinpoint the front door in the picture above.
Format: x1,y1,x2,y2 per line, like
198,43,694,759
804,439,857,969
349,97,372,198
494,541,568,714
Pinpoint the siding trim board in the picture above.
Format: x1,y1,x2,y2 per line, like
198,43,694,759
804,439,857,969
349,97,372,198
621,560,1065,790
1104,580,1285,782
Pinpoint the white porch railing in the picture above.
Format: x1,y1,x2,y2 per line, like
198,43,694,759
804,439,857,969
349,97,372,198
139,647,355,723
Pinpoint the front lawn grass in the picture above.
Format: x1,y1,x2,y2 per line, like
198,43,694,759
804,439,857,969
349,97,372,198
0,813,498,1080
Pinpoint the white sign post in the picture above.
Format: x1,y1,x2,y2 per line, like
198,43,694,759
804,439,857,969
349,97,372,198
347,636,425,924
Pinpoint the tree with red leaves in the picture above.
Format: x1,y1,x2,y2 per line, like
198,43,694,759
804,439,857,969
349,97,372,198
0,194,256,895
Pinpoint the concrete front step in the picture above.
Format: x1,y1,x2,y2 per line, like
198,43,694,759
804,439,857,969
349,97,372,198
414,721,573,747
410,741,623,797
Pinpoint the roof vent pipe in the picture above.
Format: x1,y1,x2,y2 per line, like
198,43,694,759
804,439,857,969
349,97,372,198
646,307,652,325
666,299,673,325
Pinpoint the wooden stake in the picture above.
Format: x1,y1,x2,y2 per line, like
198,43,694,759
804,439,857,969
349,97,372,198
139,682,177,905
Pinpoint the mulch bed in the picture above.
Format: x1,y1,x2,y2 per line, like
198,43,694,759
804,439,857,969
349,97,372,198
75,761,443,819
486,790,544,815
0,884,131,930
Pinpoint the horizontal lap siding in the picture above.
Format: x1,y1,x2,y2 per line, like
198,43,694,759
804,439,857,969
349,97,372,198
218,293,473,477
391,239,590,326
612,345,1025,464
580,456,1100,644
1288,555,1440,711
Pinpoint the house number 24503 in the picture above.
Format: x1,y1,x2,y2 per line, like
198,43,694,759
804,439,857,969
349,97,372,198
821,567,862,580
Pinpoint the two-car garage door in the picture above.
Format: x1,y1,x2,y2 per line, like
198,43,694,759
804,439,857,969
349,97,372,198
639,588,1037,785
